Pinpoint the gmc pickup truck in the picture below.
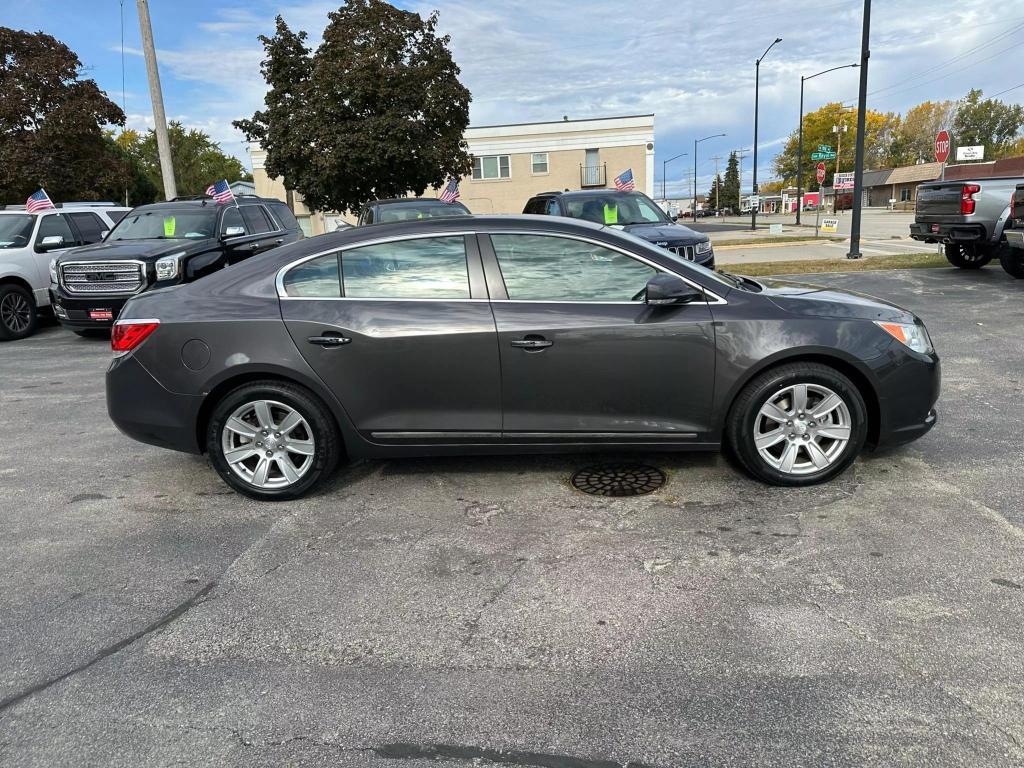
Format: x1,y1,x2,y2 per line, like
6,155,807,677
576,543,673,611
1002,183,1024,278
909,176,1019,269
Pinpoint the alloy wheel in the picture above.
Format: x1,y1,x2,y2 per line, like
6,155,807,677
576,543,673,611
0,292,31,333
753,383,852,475
221,399,316,489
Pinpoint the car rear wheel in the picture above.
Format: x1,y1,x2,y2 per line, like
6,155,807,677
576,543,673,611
0,284,37,341
726,363,867,486
206,381,341,500
944,242,992,269
998,243,1024,278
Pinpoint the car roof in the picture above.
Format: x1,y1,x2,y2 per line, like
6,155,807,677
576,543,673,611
369,198,460,207
129,197,277,214
534,190,650,198
0,205,131,214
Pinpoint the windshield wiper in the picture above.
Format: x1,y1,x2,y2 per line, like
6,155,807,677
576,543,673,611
718,271,762,291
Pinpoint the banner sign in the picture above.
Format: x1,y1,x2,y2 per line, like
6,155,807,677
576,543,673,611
833,172,855,190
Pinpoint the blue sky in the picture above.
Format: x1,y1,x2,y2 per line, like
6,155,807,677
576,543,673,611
8,1,1022,197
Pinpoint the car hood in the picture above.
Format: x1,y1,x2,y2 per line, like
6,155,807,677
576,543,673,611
56,239,214,264
756,277,916,323
620,222,708,244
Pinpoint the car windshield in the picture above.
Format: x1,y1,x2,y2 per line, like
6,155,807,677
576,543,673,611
108,209,218,240
0,214,36,249
563,193,671,226
376,201,470,223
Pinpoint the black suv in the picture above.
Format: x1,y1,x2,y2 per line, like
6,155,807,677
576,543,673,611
523,190,714,268
357,198,471,225
50,196,302,333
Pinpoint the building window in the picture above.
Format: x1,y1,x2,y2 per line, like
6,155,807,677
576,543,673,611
531,153,549,175
472,155,510,180
900,188,911,202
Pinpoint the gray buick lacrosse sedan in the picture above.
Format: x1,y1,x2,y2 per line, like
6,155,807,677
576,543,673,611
106,215,939,500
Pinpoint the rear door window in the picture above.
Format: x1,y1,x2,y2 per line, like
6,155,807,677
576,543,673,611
240,205,273,234
68,212,107,244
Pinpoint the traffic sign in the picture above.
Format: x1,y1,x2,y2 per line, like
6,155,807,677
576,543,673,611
816,162,826,184
817,144,833,152
811,151,837,161
935,130,951,163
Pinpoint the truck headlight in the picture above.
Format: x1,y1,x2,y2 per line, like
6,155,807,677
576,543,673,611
875,321,933,354
695,240,713,255
49,257,59,284
154,252,185,280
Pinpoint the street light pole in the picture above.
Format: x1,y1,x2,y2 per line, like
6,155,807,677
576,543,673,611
796,63,858,225
694,134,726,220
661,152,688,202
848,0,872,259
751,37,782,231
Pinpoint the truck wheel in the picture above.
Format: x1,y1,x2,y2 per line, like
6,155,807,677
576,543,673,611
944,243,992,269
0,284,38,341
998,243,1024,278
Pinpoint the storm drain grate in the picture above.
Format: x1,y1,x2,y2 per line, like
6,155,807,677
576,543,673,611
570,463,666,497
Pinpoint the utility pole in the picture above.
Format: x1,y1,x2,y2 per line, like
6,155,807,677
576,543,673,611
136,0,176,200
711,156,722,209
734,148,748,212
848,0,871,259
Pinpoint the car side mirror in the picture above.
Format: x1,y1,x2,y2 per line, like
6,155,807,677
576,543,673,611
645,273,703,305
222,226,245,239
38,235,65,251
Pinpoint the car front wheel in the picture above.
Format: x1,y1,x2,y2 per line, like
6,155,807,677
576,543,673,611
726,363,867,486
0,284,37,341
206,381,341,500
998,243,1024,278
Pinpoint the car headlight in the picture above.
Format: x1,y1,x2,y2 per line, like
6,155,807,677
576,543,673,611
49,257,59,284
695,240,713,255
154,251,185,280
875,321,933,354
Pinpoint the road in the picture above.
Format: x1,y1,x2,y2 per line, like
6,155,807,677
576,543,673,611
1,267,1023,767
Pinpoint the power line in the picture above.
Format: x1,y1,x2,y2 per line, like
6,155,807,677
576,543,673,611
989,81,1024,99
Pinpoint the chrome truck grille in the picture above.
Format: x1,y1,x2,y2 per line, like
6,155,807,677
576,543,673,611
59,261,146,295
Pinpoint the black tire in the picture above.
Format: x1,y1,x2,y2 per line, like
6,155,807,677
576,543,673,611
997,242,1024,278
944,242,992,269
0,284,38,341
206,380,342,500
725,362,868,487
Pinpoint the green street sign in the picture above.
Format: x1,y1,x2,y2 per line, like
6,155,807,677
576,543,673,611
817,144,833,152
811,151,837,161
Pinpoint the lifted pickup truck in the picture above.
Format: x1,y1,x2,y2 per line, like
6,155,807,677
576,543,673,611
909,176,1019,269
1002,183,1024,278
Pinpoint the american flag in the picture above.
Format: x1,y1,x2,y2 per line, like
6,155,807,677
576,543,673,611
205,179,235,205
26,189,55,213
613,169,636,192
439,178,460,204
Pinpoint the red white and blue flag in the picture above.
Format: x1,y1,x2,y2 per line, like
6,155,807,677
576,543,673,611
205,179,235,205
613,168,636,192
26,188,55,213
439,178,460,204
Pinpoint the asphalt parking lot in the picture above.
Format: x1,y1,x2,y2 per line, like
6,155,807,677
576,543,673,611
1,267,1023,767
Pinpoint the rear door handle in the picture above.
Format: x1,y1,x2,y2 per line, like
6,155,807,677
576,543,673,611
510,337,553,350
307,335,351,347
274,238,284,245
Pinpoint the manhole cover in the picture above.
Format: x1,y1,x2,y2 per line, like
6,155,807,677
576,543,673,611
570,463,666,497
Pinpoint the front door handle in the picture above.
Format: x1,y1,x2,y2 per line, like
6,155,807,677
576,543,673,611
307,335,351,347
274,238,284,245
510,337,553,350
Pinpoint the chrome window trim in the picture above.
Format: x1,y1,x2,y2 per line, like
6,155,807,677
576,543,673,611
275,228,726,305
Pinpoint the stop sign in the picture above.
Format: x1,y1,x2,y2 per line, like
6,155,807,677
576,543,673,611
935,130,951,163
816,162,826,184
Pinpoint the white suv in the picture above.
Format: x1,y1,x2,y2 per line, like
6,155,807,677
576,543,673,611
0,204,130,340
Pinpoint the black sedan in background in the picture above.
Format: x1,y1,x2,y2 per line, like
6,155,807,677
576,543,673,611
523,190,715,267
106,216,939,500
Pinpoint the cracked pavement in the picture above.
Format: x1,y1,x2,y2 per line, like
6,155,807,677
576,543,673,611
0,268,1022,767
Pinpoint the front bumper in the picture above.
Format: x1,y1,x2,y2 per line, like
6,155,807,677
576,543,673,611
50,286,130,329
106,354,204,454
873,350,941,449
909,222,986,244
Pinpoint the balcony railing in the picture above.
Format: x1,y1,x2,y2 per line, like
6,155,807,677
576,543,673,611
580,163,607,188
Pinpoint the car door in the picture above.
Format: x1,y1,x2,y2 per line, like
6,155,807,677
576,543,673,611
279,232,502,439
239,205,284,255
481,231,718,438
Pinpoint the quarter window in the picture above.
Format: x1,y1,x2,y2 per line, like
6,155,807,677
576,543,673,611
490,234,657,302
268,202,299,231
342,236,470,299
283,253,341,298
531,153,549,174
472,155,511,180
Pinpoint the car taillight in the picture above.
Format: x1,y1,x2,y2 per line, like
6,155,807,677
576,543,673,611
111,320,160,357
961,183,980,215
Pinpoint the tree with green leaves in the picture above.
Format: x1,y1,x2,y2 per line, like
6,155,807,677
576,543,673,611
0,27,126,203
115,123,250,199
886,100,957,166
706,174,723,210
235,0,472,214
952,89,1024,159
722,152,740,211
